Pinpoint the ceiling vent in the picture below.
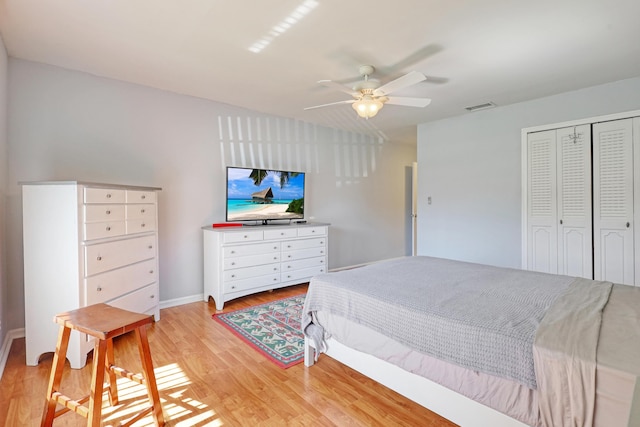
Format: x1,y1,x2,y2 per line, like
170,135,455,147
465,102,496,112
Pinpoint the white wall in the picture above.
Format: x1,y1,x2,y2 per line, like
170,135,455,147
417,76,640,269
0,36,8,347
5,59,416,330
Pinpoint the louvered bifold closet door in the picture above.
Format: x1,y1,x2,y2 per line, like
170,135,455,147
593,118,634,286
556,125,592,279
527,130,558,274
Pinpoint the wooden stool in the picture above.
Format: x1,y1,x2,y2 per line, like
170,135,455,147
41,304,165,426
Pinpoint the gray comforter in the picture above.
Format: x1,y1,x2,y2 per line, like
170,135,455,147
302,256,579,389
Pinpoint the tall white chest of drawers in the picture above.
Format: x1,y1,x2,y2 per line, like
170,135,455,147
22,181,161,368
203,223,329,310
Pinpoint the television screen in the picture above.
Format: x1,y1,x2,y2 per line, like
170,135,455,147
226,167,305,223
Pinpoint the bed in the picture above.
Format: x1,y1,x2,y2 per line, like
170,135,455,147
302,256,640,427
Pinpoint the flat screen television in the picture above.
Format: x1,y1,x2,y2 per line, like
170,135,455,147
226,166,305,224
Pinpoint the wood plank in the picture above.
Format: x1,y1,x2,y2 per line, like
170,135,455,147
0,284,457,426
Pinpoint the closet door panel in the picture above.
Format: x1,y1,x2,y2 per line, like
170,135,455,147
527,130,557,274
593,119,634,285
556,125,592,279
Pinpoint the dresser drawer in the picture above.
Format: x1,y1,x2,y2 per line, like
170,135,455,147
85,205,125,223
264,228,297,240
224,252,280,269
282,246,326,261
126,190,156,203
84,188,125,204
108,283,159,315
223,230,263,243
224,274,280,293
85,259,157,305
85,235,156,276
126,218,156,234
282,237,326,251
281,265,327,282
282,256,326,272
84,221,126,241
223,263,280,282
125,204,155,220
297,226,327,237
224,241,280,257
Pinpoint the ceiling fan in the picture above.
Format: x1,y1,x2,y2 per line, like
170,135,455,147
305,65,431,119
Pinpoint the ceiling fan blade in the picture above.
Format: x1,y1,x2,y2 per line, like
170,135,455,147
318,80,359,96
304,99,355,111
385,96,432,108
373,71,427,96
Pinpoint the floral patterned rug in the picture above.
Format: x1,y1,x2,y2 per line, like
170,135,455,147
212,294,306,368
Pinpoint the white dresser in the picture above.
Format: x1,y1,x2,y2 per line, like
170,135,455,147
203,223,329,310
22,181,161,368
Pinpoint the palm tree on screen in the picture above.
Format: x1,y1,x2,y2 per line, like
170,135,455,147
249,169,300,188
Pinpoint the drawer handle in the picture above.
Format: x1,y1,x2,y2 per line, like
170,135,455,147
273,257,277,260
287,275,291,279
288,255,292,258
320,250,324,254
141,195,146,199
149,270,154,274
141,223,146,228
97,256,102,261
141,209,145,213
274,267,278,271
97,287,102,292
243,235,248,239
231,285,236,289
231,250,236,254
148,245,153,249
273,246,278,250
106,193,112,199
106,226,111,231
273,278,277,281
231,274,236,278
320,241,324,245
312,230,316,233
231,262,236,266
281,232,285,235
287,265,292,269
150,294,155,298
106,210,111,215
320,260,324,263
320,269,324,272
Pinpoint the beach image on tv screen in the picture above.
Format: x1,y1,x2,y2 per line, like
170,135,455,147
227,168,305,221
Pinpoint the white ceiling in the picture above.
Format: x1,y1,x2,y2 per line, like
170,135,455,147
1,0,640,144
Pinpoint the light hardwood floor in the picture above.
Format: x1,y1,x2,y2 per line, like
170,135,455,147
0,284,457,426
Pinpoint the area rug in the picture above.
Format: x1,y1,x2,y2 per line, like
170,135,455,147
213,294,306,368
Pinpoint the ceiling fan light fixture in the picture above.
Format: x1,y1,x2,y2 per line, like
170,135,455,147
352,97,383,119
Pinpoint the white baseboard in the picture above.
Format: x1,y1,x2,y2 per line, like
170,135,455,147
159,294,204,309
0,328,25,381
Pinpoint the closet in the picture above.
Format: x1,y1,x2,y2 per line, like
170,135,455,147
523,113,640,286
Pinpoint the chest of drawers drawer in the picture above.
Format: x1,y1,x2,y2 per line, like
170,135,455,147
85,259,157,305
223,230,264,243
84,221,126,241
125,204,155,220
85,235,156,276
224,241,280,258
84,188,125,204
85,205,125,222
282,256,326,272
297,226,327,237
282,237,326,251
223,263,280,282
108,282,159,315
282,246,326,261
264,228,298,240
126,217,156,234
126,190,156,203
224,252,280,269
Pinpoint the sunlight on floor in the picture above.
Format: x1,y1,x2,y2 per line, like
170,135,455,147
101,363,222,426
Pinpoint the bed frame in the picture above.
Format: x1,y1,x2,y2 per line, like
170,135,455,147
304,337,529,427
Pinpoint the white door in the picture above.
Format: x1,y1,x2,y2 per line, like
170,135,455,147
635,117,640,286
593,118,634,285
527,130,558,274
556,125,592,279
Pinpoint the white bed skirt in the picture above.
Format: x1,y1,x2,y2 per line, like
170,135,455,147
304,336,530,427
